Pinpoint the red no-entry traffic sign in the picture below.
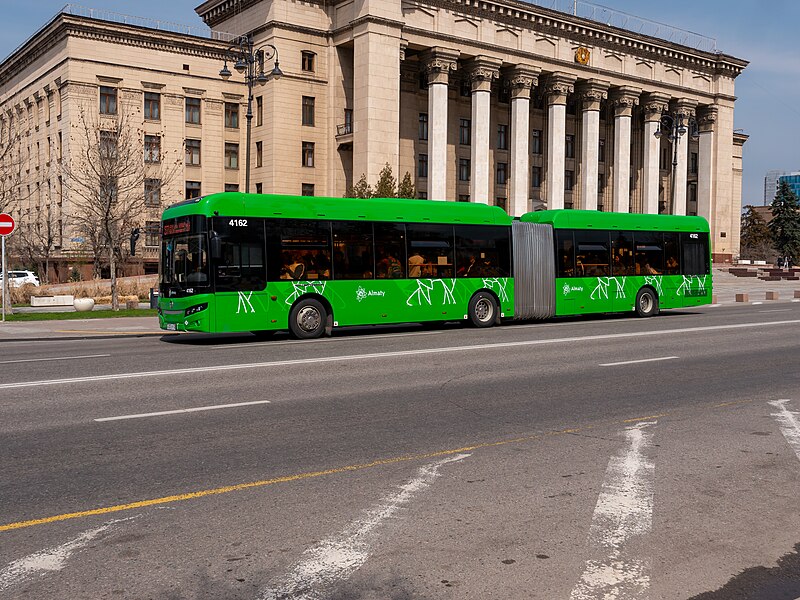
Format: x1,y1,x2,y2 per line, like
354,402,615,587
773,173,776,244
0,213,14,236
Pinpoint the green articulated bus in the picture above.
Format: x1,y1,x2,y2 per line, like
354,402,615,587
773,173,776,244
158,192,711,338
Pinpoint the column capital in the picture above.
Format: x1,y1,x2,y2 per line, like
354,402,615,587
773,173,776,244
506,64,540,100
467,56,502,93
543,72,576,106
576,79,609,112
671,97,698,118
420,47,460,85
696,104,718,133
609,86,641,118
642,92,670,122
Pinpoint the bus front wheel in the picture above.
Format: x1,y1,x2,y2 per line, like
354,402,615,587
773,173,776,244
289,299,327,339
468,292,498,328
635,287,659,318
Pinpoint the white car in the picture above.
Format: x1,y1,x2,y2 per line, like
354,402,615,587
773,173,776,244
0,270,40,287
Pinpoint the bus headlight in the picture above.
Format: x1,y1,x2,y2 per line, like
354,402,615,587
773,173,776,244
185,303,208,316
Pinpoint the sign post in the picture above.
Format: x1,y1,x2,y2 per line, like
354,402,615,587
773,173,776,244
0,213,16,323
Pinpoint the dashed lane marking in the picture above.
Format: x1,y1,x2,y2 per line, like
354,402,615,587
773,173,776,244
94,400,272,422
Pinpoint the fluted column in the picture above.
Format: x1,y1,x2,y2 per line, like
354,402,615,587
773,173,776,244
696,105,717,221
544,73,576,210
420,48,459,201
467,57,501,205
609,86,641,213
508,65,539,216
576,79,609,211
671,98,697,215
642,93,669,214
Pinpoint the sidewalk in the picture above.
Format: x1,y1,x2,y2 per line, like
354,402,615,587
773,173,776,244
0,269,797,342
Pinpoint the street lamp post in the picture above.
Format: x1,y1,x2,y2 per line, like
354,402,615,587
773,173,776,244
219,36,282,193
654,111,698,213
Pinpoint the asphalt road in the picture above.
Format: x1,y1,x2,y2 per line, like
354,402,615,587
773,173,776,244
1,304,800,599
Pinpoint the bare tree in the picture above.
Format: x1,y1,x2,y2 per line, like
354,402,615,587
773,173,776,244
62,104,179,309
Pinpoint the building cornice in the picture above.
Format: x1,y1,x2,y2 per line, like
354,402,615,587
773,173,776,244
1,14,230,89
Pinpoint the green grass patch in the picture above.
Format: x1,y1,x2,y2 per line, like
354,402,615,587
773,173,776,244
5,309,157,321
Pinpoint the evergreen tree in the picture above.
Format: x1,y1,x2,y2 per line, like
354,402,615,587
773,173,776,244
740,205,774,261
373,163,397,198
769,181,800,262
397,172,416,199
346,173,373,199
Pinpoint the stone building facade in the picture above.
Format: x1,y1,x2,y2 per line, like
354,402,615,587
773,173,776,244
197,0,748,262
0,0,748,280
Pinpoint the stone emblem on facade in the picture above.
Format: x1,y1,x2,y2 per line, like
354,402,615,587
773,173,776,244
575,47,591,65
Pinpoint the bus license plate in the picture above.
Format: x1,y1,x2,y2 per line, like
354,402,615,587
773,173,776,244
166,323,176,331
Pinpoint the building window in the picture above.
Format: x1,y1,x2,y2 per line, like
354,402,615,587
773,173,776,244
302,183,315,196
145,221,160,247
302,96,315,126
144,178,161,208
225,184,239,192
185,138,201,166
690,152,698,175
459,119,471,145
99,130,118,159
497,162,507,185
185,97,201,124
144,135,160,163
99,86,117,115
301,51,316,72
302,141,315,167
496,197,507,211
532,129,542,155
458,194,470,202
418,192,427,199
459,158,470,181
418,153,428,178
255,182,263,194
256,141,263,167
225,102,239,128
565,134,575,159
532,166,542,188
185,181,201,199
497,124,508,150
419,113,428,141
460,79,471,97
598,173,605,194
144,92,160,120
225,143,239,169
565,170,574,191
344,108,353,133
256,96,263,126
660,147,669,171
599,139,606,162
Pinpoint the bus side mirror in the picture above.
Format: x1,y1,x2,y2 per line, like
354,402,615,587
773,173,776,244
210,232,221,260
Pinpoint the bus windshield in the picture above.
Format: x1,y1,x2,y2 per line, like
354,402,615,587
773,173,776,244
161,234,209,291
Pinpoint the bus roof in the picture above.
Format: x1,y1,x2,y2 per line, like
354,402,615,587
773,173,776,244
163,193,513,226
520,210,710,232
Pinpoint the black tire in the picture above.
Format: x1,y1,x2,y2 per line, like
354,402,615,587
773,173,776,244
635,287,659,318
289,298,327,339
468,292,498,328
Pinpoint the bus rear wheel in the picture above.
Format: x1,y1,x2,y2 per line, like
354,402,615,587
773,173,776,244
635,287,659,318
468,292,498,328
289,299,327,339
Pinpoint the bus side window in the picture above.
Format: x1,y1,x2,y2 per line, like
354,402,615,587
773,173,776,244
681,232,709,275
663,232,680,274
276,219,332,280
212,217,266,291
555,230,575,278
634,232,664,275
574,230,610,277
332,221,374,280
611,231,635,276
454,225,511,278
374,223,406,279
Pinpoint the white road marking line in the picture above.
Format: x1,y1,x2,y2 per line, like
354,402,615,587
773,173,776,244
95,400,271,422
769,400,800,461
0,516,136,592
759,309,792,313
211,330,443,349
570,421,657,600
1,319,798,391
259,453,470,600
0,354,110,365
752,301,764,305
600,356,678,367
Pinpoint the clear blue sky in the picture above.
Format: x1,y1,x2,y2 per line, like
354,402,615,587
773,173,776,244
2,0,795,206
